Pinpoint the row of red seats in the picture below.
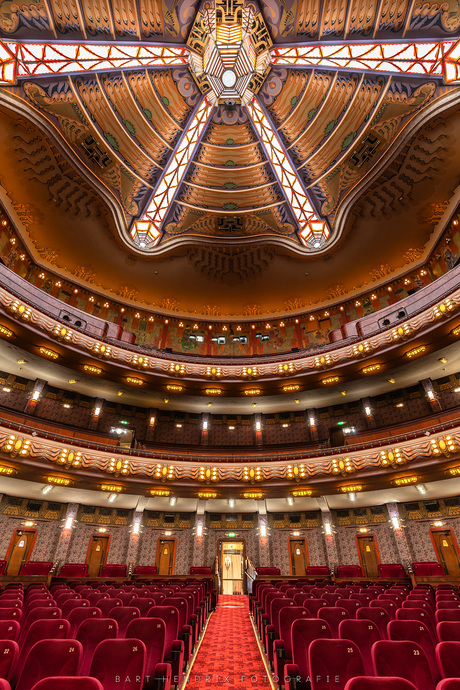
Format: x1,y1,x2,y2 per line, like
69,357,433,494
0,578,214,689
253,581,460,689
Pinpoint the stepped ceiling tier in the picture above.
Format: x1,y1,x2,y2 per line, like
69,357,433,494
0,0,459,318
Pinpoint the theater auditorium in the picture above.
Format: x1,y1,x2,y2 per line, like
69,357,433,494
0,0,459,688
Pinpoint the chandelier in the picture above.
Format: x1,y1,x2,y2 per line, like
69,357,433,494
187,0,272,106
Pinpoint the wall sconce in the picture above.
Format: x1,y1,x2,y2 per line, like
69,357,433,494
260,524,267,537
132,522,141,536
324,523,333,536
64,517,74,530
391,516,402,531
196,524,203,538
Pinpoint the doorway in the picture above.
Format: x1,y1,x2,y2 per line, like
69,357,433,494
356,534,380,577
219,540,244,594
431,529,460,576
156,539,176,575
86,535,110,577
6,529,36,575
289,538,308,576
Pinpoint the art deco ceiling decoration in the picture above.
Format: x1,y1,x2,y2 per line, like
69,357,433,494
0,0,459,264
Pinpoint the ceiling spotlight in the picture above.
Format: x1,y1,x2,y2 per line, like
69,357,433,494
439,357,447,364
349,492,356,502
169,496,177,506
229,498,235,508
416,484,427,495
41,485,53,495
108,493,117,503
287,497,294,506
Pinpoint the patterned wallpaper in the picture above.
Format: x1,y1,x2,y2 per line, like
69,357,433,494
1,505,459,574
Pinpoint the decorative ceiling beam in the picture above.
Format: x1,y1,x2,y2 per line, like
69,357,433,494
131,95,213,248
246,96,328,248
272,41,450,79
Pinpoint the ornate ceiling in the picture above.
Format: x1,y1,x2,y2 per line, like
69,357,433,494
0,0,459,318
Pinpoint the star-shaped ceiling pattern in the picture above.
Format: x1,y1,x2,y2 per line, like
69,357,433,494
0,0,459,256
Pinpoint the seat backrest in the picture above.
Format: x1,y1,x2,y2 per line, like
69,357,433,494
277,607,309,658
87,593,109,606
372,640,435,690
370,600,397,619
77,618,118,675
19,561,53,576
30,678,104,690
436,609,460,623
336,565,363,578
437,601,460,610
98,598,123,617
290,618,331,681
148,606,179,658
377,564,406,579
356,607,390,638
133,566,158,576
67,607,101,637
303,599,328,617
150,592,166,606
0,609,21,622
99,564,127,578
126,617,167,682
19,608,61,643
305,566,330,576
270,598,294,635
339,619,380,675
15,639,82,690
294,593,314,606
0,639,18,681
0,620,20,641
350,594,372,606
344,678,418,690
339,600,361,618
388,619,439,682
309,638,364,690
89,638,145,690
12,619,70,685
412,562,445,576
436,640,460,679
437,620,460,642
323,593,346,606
320,607,350,637
61,599,90,618
256,567,281,576
58,563,89,577
130,598,155,616
110,607,141,637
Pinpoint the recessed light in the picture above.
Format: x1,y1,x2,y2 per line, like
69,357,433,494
17,359,27,364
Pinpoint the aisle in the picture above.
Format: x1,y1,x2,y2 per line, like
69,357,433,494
183,594,273,689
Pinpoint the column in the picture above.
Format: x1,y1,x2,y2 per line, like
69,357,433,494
54,503,79,565
386,502,413,571
317,497,337,574
257,500,270,567
126,501,146,574
192,501,206,567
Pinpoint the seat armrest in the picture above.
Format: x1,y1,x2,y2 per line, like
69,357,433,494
284,663,300,690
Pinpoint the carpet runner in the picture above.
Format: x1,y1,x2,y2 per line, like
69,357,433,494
184,594,272,689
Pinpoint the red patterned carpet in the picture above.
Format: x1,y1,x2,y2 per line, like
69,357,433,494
184,595,271,689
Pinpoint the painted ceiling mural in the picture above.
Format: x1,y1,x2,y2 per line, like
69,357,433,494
0,0,459,261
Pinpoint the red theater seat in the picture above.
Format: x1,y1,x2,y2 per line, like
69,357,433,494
320,607,350,637
97,598,123,617
437,621,460,642
357,607,391,639
147,606,184,685
31,678,103,690
126,618,172,690
436,610,460,623
110,607,141,637
339,600,361,618
77,618,118,675
0,682,10,690
272,606,309,681
99,564,127,578
0,621,19,641
256,567,281,576
11,619,70,686
0,640,18,683
133,566,158,576
377,564,406,579
437,681,460,690
0,562,6,577
412,562,445,576
336,565,364,579
15,639,82,690
284,618,332,690
19,562,53,576
67,606,101,637
309,639,364,690
372,640,435,690
189,567,213,575
305,566,330,577
345,678,417,690
129,598,155,616
89,639,146,690
436,640,460,679
339,619,381,675
303,599,328,617
58,563,88,577
388,619,439,684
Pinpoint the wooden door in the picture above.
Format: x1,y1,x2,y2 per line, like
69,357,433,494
6,530,36,575
432,529,460,576
357,534,380,577
86,535,109,577
156,539,175,576
289,539,308,576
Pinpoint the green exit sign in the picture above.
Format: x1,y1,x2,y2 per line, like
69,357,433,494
337,421,345,426
120,420,129,425
227,532,236,537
